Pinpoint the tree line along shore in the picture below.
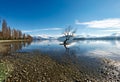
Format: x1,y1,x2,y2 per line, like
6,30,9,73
0,19,32,41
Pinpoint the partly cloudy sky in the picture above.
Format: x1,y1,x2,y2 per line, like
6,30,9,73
1,0,120,36
22,27,63,36
76,18,120,28
75,18,120,36
22,28,62,33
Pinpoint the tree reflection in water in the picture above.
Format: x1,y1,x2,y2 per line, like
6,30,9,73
0,41,32,55
61,42,79,66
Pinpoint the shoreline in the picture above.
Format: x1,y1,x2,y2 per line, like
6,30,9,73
0,40,31,43
0,52,119,82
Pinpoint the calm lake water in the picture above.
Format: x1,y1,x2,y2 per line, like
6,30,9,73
1,40,120,64
17,40,120,61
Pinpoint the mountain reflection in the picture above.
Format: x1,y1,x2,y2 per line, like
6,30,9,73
78,40,120,47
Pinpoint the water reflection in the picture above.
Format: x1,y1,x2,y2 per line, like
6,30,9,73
2,39,120,62
78,40,120,47
18,40,120,61
0,41,32,55
61,43,78,64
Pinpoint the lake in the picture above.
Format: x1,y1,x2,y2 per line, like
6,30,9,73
17,40,120,61
0,40,120,81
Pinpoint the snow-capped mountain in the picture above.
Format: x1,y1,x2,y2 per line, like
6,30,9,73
33,33,120,41
33,35,58,40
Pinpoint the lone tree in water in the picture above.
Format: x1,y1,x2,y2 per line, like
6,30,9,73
63,26,76,46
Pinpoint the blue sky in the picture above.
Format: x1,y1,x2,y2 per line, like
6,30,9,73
0,0,120,36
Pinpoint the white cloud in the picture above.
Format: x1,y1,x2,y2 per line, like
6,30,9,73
22,27,62,33
40,28,62,31
76,18,120,28
102,29,120,32
88,50,113,57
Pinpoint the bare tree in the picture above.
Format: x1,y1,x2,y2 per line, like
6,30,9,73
11,28,17,39
26,34,32,41
18,30,22,39
16,30,20,39
2,19,8,39
8,27,11,39
11,29,14,39
63,26,76,46
23,33,26,40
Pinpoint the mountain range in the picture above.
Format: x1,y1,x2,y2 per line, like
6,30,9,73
33,33,120,41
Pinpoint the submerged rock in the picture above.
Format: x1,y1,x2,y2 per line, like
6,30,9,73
0,52,120,82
